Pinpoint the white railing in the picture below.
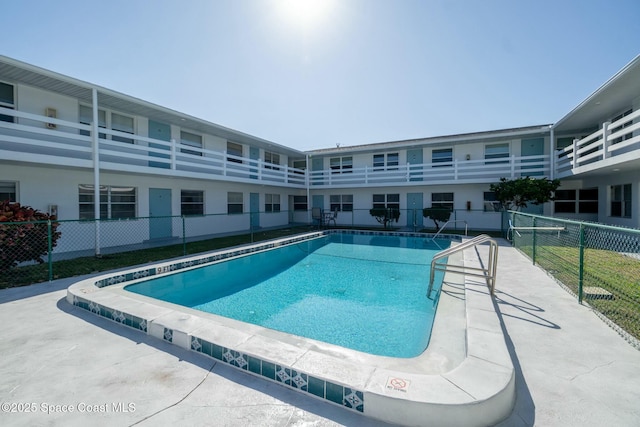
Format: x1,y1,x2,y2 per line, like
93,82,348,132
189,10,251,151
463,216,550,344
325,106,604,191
309,155,550,187
0,107,307,187
556,108,640,177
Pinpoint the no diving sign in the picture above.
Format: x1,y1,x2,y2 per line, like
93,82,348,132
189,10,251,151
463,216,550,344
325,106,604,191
386,376,410,393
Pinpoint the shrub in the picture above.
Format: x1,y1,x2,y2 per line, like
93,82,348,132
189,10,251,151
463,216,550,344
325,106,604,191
369,207,401,229
0,201,61,271
423,208,452,231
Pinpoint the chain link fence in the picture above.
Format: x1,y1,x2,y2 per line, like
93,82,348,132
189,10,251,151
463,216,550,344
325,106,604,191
1,207,505,289
0,212,317,288
510,211,640,347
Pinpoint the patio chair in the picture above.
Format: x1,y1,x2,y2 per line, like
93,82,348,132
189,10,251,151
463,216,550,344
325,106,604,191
325,209,338,227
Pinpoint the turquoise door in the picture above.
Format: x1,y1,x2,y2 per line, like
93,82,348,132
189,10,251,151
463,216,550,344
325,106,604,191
312,195,324,210
311,157,324,185
521,137,544,177
407,149,423,181
249,146,259,179
250,192,260,228
407,192,423,228
149,120,171,169
149,188,172,239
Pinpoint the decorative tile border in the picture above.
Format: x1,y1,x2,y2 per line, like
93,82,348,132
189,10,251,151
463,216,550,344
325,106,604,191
190,335,364,413
73,295,148,332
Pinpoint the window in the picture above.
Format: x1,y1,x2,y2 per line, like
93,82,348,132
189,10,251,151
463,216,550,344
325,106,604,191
330,194,353,212
553,188,599,214
180,131,203,156
373,153,398,170
0,82,15,123
483,191,501,212
264,151,280,170
611,109,633,145
0,181,17,202
373,154,385,170
227,192,243,214
181,190,204,216
431,193,454,210
554,190,577,214
373,194,399,210
578,188,598,214
111,112,134,143
330,156,352,174
79,185,136,220
265,194,281,212
292,160,306,175
485,143,509,164
227,142,243,163
432,148,453,167
387,153,399,170
293,195,307,211
79,105,133,141
611,184,631,218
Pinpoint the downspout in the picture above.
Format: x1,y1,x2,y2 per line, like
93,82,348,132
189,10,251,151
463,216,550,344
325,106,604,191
92,88,101,257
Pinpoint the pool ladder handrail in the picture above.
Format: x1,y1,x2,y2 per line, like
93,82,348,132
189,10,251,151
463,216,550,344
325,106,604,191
431,220,468,240
427,234,498,300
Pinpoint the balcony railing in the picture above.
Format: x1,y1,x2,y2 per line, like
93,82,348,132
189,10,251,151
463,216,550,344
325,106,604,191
309,155,550,187
556,108,640,177
0,107,307,188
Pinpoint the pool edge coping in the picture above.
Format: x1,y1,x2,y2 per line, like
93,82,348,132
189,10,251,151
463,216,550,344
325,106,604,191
66,230,515,427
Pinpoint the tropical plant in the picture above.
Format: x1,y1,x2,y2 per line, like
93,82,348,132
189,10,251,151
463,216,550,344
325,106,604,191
369,207,400,229
489,177,561,211
422,207,452,231
0,201,61,271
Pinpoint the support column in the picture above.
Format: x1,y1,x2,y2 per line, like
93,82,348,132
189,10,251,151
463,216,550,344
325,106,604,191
92,88,101,256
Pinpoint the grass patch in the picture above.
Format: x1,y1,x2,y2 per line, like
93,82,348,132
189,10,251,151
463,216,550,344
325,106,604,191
517,244,640,340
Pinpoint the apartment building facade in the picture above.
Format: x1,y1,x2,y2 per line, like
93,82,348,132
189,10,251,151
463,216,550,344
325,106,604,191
1,54,639,251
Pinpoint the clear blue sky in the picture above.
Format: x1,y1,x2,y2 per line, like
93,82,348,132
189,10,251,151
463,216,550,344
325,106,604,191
2,0,639,151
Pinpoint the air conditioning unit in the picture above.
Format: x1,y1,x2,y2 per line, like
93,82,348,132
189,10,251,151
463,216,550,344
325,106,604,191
45,107,57,129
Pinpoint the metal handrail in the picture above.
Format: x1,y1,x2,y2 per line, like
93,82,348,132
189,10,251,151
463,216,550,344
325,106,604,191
427,234,498,299
431,220,468,240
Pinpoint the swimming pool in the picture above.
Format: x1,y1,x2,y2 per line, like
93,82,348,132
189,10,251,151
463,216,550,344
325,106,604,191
125,234,450,358
67,229,515,426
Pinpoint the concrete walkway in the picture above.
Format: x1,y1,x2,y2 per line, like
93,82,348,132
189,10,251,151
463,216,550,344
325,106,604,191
1,241,639,426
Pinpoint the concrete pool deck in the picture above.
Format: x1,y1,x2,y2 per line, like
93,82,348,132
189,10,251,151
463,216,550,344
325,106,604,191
1,240,639,426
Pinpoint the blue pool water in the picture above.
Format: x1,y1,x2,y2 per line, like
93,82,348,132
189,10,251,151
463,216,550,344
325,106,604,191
126,234,450,357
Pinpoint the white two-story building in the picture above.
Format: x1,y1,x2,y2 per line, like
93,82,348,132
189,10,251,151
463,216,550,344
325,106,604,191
1,54,639,252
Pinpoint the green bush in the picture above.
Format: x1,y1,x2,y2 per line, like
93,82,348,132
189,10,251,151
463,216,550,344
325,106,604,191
369,207,400,229
422,208,452,231
0,201,61,271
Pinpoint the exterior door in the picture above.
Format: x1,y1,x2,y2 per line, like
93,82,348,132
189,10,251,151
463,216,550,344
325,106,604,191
312,195,324,211
406,192,424,228
250,192,260,228
249,146,259,179
149,120,171,169
311,157,324,185
149,188,172,239
407,148,423,181
521,137,544,177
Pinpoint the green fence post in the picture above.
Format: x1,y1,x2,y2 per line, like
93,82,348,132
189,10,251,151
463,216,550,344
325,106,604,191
182,215,186,256
47,219,53,282
532,217,537,265
578,223,585,303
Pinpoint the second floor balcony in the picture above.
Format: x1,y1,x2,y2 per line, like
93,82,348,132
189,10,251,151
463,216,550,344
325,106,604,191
310,155,550,188
0,107,307,188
